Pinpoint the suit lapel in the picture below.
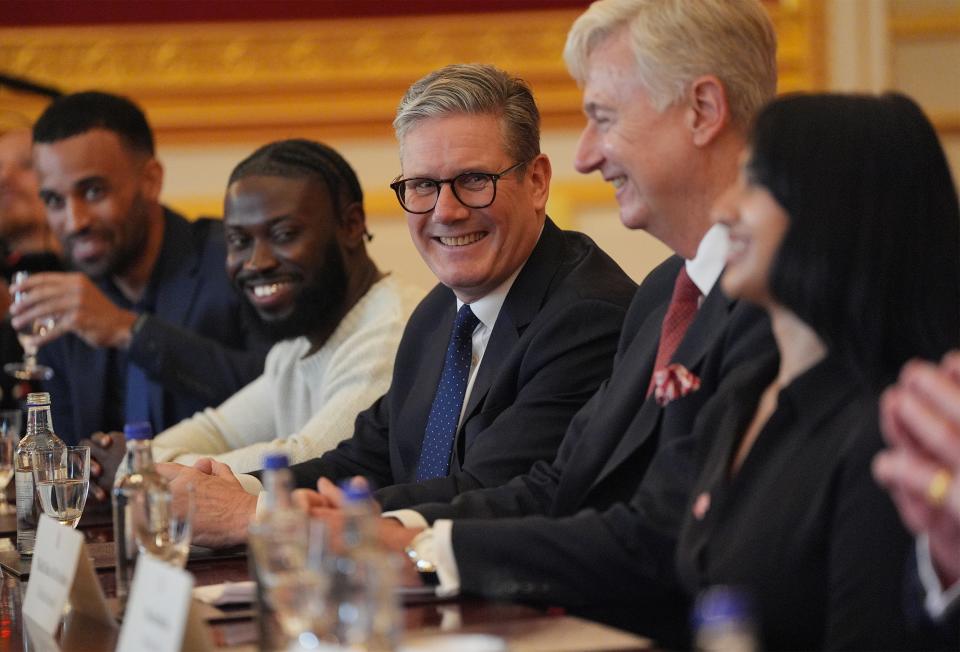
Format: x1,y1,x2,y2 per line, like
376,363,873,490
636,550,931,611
586,283,733,495
145,211,204,425
461,310,517,423
152,211,203,329
459,219,563,427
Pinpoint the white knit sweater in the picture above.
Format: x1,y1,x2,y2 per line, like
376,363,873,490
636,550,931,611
151,275,424,473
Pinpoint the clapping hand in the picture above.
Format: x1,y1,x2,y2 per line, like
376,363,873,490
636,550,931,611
874,352,960,586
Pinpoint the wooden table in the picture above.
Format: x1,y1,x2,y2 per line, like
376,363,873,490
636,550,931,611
0,531,652,652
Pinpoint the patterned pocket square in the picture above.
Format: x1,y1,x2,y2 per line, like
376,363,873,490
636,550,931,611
653,363,701,406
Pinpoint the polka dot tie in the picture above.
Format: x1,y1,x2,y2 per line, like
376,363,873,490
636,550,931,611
415,304,480,481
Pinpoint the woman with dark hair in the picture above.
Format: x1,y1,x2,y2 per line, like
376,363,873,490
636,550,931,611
675,92,960,650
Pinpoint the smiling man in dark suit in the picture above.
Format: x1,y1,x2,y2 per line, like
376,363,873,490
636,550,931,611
13,91,270,444
301,0,779,645
164,63,637,546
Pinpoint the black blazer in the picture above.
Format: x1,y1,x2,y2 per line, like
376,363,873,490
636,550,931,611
286,219,637,501
39,209,271,443
412,257,772,622
676,353,915,650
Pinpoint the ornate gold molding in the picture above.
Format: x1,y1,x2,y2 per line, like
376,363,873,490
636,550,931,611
891,10,960,40
1,3,824,144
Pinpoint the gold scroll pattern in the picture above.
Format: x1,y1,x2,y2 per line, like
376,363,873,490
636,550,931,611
1,3,823,143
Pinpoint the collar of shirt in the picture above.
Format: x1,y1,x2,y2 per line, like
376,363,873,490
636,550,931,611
455,261,523,367
685,223,729,298
455,221,543,351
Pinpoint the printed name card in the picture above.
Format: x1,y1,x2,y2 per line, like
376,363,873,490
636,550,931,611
22,515,113,634
117,554,212,652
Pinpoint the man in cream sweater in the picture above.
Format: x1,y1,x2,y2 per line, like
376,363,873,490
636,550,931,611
90,139,422,489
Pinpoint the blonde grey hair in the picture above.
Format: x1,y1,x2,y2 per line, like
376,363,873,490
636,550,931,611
393,63,540,164
564,0,777,127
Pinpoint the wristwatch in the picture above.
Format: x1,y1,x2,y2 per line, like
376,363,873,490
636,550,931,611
404,530,440,586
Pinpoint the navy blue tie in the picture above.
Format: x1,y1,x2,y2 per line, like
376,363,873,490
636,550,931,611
415,304,480,481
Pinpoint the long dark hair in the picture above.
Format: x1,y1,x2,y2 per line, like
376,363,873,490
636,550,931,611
749,92,960,384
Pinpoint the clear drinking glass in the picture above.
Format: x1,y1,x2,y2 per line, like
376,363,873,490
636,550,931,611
251,518,330,647
5,271,55,381
0,409,21,515
31,446,90,528
134,485,194,568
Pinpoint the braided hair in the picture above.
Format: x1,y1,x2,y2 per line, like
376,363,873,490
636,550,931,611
229,139,365,229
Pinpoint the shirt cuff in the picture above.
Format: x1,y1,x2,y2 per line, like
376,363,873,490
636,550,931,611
235,473,266,514
917,535,960,619
149,444,185,464
382,509,429,529
410,522,460,598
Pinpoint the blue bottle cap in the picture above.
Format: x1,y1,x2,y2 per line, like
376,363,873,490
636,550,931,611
692,586,753,629
123,421,153,441
263,453,289,470
339,479,372,502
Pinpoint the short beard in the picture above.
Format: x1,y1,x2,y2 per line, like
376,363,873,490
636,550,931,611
241,238,349,344
67,192,152,280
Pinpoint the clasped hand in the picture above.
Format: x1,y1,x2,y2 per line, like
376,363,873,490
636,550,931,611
874,351,960,586
292,477,422,555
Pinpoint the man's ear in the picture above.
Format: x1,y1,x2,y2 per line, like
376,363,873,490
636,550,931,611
527,153,552,212
338,201,368,250
686,75,730,148
140,157,164,202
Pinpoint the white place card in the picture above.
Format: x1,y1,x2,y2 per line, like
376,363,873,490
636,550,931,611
116,554,212,652
22,515,113,634
22,615,61,652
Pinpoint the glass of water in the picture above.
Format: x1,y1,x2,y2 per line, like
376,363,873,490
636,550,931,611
0,410,21,514
5,271,55,381
31,446,90,528
134,485,194,568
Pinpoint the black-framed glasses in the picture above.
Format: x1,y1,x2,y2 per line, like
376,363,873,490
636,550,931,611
390,160,529,214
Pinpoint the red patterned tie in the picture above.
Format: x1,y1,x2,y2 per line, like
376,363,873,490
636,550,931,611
647,267,701,396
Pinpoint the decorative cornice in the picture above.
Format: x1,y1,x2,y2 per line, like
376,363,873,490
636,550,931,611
891,10,960,40
0,3,824,144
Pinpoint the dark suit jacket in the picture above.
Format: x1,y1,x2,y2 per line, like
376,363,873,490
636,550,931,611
285,219,637,501
409,255,773,643
40,209,270,444
676,353,915,650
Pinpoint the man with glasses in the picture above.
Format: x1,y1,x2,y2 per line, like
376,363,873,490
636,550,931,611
162,63,636,545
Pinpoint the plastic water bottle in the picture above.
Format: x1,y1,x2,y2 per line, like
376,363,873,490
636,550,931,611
248,453,309,649
15,392,64,556
693,586,759,652
112,421,168,608
329,482,400,651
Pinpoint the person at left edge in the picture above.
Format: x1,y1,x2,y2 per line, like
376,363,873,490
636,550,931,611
0,126,63,409
10,91,270,444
